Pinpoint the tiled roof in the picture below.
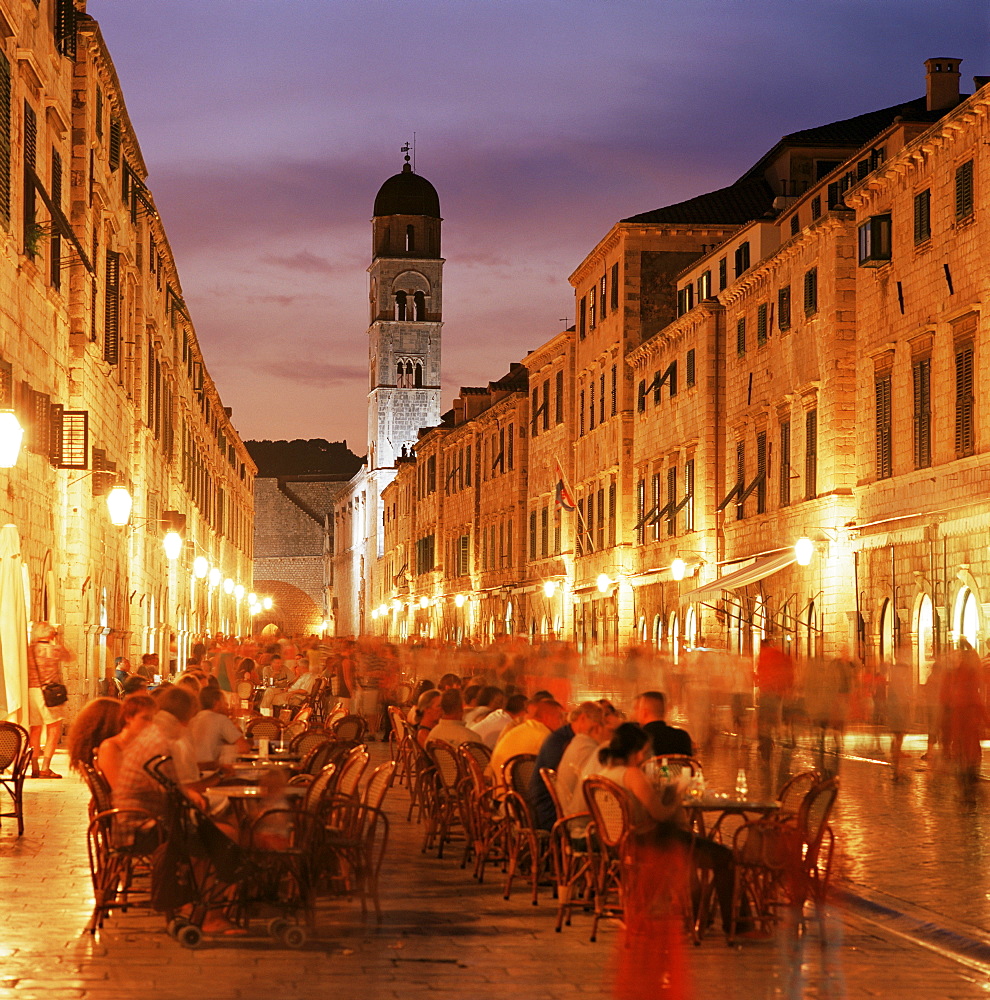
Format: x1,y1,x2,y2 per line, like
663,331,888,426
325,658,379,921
779,96,949,145
621,177,775,226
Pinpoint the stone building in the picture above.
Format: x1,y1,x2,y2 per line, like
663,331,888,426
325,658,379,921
248,439,361,637
365,58,990,694
0,2,253,721
329,157,444,636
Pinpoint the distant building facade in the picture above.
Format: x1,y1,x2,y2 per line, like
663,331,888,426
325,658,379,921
367,58,990,695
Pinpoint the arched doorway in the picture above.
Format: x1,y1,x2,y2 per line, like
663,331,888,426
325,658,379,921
879,599,895,663
955,588,979,649
916,594,936,684
684,606,697,650
668,611,680,665
653,614,662,649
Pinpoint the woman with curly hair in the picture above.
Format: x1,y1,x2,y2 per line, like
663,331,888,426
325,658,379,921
67,698,122,773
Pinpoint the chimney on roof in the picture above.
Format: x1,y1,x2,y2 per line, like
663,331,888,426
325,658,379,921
925,57,962,111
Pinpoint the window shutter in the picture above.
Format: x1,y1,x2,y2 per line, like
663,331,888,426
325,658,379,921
596,486,605,550
608,481,616,546
805,410,818,497
589,379,596,429
109,119,121,171
555,369,564,423
914,189,931,243
804,269,818,314
666,466,677,535
543,380,550,431
778,286,791,331
913,357,931,469
540,506,548,558
757,304,768,345
684,458,695,531
736,317,746,355
635,479,645,545
577,498,585,556
55,0,77,57
686,348,696,387
599,372,605,423
779,421,791,507
756,431,767,513
735,441,746,520
610,262,619,310
955,161,974,220
955,342,975,456
651,471,661,541
579,390,586,433
875,376,892,479
0,53,10,229
531,387,539,435
104,249,120,364
610,364,617,416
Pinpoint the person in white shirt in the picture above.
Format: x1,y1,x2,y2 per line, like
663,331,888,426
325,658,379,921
189,687,250,766
470,693,527,748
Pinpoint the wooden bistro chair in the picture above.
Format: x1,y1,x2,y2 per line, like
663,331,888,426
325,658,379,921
457,744,504,883
0,721,32,836
581,776,636,942
541,767,594,933
245,716,285,742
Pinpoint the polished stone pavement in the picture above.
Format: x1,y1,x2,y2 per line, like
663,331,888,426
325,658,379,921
1,729,989,1000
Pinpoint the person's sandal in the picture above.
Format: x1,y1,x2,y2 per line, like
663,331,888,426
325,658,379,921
38,768,62,779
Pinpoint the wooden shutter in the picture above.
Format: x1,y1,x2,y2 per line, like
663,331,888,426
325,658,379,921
104,249,120,364
913,357,931,468
875,376,892,479
684,458,695,531
686,348,696,387
555,369,564,423
804,269,818,314
0,52,10,229
651,472,661,540
778,286,791,331
109,119,121,171
736,318,746,355
635,479,645,545
756,431,767,513
666,466,677,535
735,442,746,520
779,421,791,506
757,304,768,345
608,480,616,546
55,0,77,57
540,506,549,558
805,410,818,497
914,190,931,243
955,342,975,456
610,262,619,310
955,161,974,220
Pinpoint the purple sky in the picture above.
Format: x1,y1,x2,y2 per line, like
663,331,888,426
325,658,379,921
88,0,989,455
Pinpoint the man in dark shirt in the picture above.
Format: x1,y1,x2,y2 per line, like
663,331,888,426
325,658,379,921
633,690,693,757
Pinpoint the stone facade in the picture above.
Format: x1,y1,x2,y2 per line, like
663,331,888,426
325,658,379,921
368,59,990,695
0,3,254,722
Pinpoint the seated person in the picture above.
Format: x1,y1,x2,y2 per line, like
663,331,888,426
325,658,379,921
188,687,250,768
586,723,734,934
634,690,693,758
470,692,527,748
426,689,482,747
413,690,443,750
97,694,157,788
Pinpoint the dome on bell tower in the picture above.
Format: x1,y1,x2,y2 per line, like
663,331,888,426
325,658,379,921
373,162,441,219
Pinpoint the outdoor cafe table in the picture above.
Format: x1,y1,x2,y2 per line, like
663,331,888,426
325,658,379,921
682,791,780,839
205,784,305,825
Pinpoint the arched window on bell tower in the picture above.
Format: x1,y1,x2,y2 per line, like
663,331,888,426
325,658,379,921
406,225,415,252
413,290,426,321
395,290,407,321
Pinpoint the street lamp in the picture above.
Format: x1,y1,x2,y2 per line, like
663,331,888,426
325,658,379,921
106,484,133,526
0,410,24,467
543,580,558,598
670,558,687,582
163,530,183,560
262,596,273,610
208,567,221,589
597,573,611,594
223,578,234,595
234,583,245,601
795,537,815,566
193,556,209,579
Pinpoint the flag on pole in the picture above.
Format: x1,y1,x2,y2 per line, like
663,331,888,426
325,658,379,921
553,457,576,511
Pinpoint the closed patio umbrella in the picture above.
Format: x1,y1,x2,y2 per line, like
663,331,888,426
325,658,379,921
0,524,29,725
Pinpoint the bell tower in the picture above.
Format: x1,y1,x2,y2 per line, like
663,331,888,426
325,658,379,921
367,150,443,470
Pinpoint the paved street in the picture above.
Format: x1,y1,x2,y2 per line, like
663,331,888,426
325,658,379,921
2,731,990,1000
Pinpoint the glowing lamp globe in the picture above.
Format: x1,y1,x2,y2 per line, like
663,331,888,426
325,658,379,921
162,530,183,560
543,580,557,598
596,573,611,594
208,567,221,588
193,556,209,579
454,593,466,608
223,578,234,595
795,537,815,566
262,596,273,610
671,558,687,582
234,583,245,601
0,410,24,467
106,486,133,526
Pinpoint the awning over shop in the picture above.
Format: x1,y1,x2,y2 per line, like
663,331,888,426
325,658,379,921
681,550,796,602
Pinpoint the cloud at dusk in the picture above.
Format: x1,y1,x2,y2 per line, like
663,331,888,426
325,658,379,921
88,0,990,451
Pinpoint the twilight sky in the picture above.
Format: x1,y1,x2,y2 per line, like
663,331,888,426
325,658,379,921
87,0,989,455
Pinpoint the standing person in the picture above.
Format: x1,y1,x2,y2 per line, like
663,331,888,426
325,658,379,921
333,640,356,713
27,622,74,779
755,639,793,760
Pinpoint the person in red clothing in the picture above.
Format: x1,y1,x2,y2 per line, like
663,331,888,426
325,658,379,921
755,638,793,760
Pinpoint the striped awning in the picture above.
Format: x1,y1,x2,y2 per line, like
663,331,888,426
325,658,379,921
681,550,797,601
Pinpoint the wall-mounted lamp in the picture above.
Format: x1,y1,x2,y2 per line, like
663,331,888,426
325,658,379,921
543,580,558,598
596,573,611,594
262,596,273,610
0,410,24,467
208,567,221,589
234,583,245,601
794,537,815,566
162,530,183,560
223,578,234,595
193,556,209,579
106,484,133,526
454,593,466,608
